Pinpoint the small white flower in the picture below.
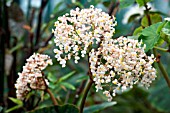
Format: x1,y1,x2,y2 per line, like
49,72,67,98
60,59,66,67
122,85,127,91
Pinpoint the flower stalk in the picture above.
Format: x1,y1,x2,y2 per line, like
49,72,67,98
79,79,93,113
154,46,168,52
158,61,170,88
45,88,58,105
79,53,94,113
153,48,170,88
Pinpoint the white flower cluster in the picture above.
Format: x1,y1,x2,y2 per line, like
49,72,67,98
15,53,53,100
53,5,117,67
89,36,156,101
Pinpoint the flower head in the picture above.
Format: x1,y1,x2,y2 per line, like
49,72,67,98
89,36,156,101
15,53,52,100
53,5,117,67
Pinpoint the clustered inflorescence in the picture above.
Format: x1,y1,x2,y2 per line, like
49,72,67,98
89,37,156,101
52,5,157,101
15,53,53,100
15,6,157,102
53,5,117,67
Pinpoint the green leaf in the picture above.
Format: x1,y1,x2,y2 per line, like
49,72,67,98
136,0,152,7
58,71,76,82
6,105,23,113
155,38,164,46
140,22,162,52
133,26,143,36
84,102,117,113
157,21,166,33
47,73,57,83
28,104,79,113
160,32,170,44
120,0,135,8
60,82,76,90
76,75,89,83
141,14,162,27
141,16,149,27
128,13,140,23
52,1,63,14
9,97,23,106
159,21,170,44
150,14,162,24
6,97,23,113
48,82,56,89
9,43,23,54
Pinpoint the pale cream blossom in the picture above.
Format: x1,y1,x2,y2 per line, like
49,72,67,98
89,36,157,101
53,5,117,67
15,53,52,100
